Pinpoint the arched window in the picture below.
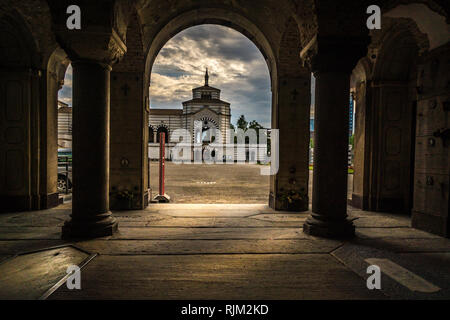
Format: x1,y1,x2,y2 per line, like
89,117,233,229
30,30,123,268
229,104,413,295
149,127,154,143
156,126,169,143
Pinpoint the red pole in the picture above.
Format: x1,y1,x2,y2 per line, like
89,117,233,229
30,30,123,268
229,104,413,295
159,132,165,196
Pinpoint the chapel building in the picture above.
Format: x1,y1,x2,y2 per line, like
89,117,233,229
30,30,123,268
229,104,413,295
148,69,231,159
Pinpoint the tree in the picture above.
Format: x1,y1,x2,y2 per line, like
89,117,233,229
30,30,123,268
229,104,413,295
249,120,263,131
249,120,264,144
237,115,248,131
233,116,268,146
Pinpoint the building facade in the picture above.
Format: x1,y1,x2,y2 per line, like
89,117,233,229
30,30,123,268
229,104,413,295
149,70,231,160
57,101,72,149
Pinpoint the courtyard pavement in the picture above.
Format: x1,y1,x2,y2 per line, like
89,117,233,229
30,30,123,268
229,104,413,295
0,203,449,300
149,162,353,203
0,164,446,299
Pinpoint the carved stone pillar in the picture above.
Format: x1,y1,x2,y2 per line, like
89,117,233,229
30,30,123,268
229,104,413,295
62,60,118,238
109,13,149,211
301,36,369,238
110,70,149,210
51,17,127,237
270,77,311,212
41,48,70,209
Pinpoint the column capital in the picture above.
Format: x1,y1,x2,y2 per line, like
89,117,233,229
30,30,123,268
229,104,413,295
48,0,129,66
300,35,370,74
71,59,113,72
56,29,127,67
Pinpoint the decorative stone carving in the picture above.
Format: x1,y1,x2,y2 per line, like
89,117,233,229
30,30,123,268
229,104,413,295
107,30,128,64
48,1,128,65
54,28,127,66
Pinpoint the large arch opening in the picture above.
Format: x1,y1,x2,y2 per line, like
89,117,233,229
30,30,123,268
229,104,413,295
56,62,73,196
131,8,312,210
108,6,311,211
148,24,273,204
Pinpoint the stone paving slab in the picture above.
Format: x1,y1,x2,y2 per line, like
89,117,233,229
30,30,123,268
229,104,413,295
0,203,448,300
75,239,343,255
0,210,70,227
144,217,304,227
113,212,169,220
50,254,386,300
111,227,307,240
0,240,68,255
0,227,61,240
351,215,411,228
146,203,271,215
0,246,90,300
349,238,450,253
356,227,442,239
149,163,270,204
332,243,450,299
396,252,450,294
113,214,169,225
249,213,308,222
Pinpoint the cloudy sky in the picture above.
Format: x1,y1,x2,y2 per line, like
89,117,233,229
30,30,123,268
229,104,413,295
150,25,272,127
58,25,315,128
59,64,72,107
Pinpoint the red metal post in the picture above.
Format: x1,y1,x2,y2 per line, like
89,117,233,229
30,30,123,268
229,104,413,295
159,132,165,196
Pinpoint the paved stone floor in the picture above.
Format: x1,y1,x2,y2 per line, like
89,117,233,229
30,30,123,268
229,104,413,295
0,203,449,299
150,162,353,203
150,162,270,203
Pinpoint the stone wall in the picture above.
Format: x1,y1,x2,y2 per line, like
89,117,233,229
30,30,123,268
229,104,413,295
412,43,450,237
110,11,149,210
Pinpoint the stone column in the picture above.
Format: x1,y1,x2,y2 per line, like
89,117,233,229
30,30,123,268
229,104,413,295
153,131,158,143
62,60,117,238
305,71,354,237
301,36,368,238
49,1,128,238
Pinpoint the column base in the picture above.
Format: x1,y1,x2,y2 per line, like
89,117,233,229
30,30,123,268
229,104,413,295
40,193,60,209
153,194,170,203
303,214,355,239
62,212,118,239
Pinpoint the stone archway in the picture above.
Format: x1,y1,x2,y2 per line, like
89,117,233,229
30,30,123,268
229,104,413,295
352,20,422,213
0,2,72,213
141,8,311,211
142,8,279,90
156,125,169,143
0,10,42,212
195,117,219,144
149,125,155,143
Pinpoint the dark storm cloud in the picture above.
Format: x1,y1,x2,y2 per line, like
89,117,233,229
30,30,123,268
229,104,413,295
175,25,259,62
57,26,275,127
150,25,272,127
152,64,191,77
